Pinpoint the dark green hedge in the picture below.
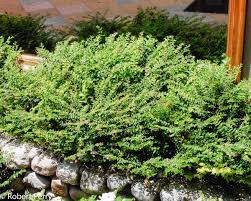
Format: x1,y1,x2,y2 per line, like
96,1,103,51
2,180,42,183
0,14,60,53
73,8,227,62
0,35,250,185
1,8,226,62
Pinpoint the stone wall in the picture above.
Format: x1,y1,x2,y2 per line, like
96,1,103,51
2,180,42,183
0,134,250,201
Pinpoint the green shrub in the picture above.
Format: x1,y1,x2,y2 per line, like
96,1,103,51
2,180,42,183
73,8,227,62
0,14,60,53
79,195,97,201
0,8,226,61
128,8,227,62
73,13,130,41
0,35,250,186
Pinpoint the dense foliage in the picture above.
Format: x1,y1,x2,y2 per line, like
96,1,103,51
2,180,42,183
73,8,227,62
73,13,129,42
0,14,60,53
0,35,250,186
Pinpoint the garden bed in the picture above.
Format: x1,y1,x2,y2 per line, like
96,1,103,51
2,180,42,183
0,8,250,201
1,33,250,184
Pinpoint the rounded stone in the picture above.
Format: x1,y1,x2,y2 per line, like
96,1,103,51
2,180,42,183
12,144,32,168
56,162,80,185
160,187,187,201
27,145,42,159
31,154,58,176
0,138,11,150
1,142,22,169
131,182,157,201
1,142,41,169
160,182,224,201
69,186,88,201
107,174,130,191
80,169,107,195
23,172,50,189
51,178,68,197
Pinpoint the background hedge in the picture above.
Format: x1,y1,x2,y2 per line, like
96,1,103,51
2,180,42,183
0,8,226,62
0,14,61,53
73,8,227,62
0,35,250,185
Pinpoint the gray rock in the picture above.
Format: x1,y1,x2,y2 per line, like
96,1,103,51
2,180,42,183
80,169,107,195
31,154,58,176
12,144,32,168
0,138,10,150
0,133,13,147
160,183,223,201
51,178,68,197
131,182,157,201
1,142,41,169
160,187,187,201
1,142,16,169
56,162,80,185
107,174,130,191
28,145,42,159
69,186,88,201
1,142,23,169
23,172,50,189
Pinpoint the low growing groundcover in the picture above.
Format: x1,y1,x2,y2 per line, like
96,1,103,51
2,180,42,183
0,35,250,186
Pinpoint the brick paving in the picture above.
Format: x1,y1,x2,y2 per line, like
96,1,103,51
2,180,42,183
0,0,227,27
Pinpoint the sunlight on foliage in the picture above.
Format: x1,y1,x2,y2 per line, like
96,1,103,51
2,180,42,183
0,34,250,185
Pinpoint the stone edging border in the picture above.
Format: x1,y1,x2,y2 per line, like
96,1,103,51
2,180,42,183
1,133,250,201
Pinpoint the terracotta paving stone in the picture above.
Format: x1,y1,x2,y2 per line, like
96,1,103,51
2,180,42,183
52,1,92,21
56,3,90,16
27,8,59,17
148,0,193,10
113,0,152,16
115,0,139,5
20,0,54,13
19,0,43,4
207,13,228,24
83,0,118,15
0,0,24,15
44,15,66,27
0,0,228,26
